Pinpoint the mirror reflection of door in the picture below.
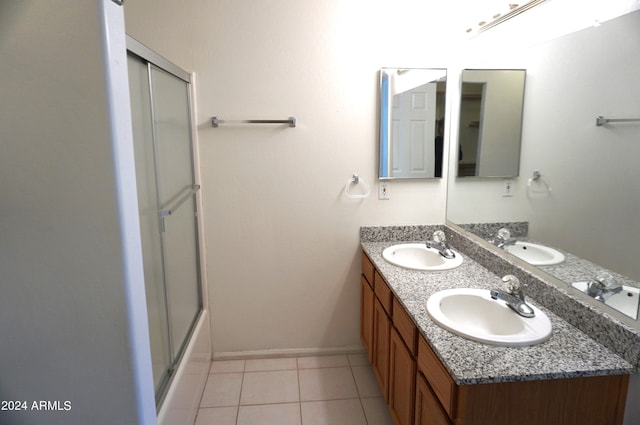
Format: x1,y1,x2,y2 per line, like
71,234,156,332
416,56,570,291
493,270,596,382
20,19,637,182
391,82,436,178
458,82,484,176
456,69,525,178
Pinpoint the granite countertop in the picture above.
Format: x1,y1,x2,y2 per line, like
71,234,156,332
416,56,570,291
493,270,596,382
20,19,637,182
361,240,634,385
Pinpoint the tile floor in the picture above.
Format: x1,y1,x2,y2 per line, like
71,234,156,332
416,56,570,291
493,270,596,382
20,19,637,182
194,353,394,425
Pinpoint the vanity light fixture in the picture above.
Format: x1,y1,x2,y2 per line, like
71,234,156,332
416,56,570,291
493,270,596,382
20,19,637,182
465,0,549,35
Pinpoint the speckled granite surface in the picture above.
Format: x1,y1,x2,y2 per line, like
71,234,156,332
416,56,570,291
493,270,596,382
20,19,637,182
458,221,529,240
443,224,640,368
359,225,445,242
538,248,640,292
360,225,636,385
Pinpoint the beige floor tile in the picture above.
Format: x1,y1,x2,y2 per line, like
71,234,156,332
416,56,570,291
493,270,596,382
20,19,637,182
347,353,370,367
200,373,243,407
210,359,245,374
245,357,297,372
237,403,301,425
297,355,349,369
240,370,300,405
301,399,367,425
298,367,359,401
194,406,237,425
360,397,394,425
352,365,383,398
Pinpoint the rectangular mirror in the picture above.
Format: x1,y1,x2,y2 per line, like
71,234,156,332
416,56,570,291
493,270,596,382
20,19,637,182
457,69,525,177
447,10,640,324
379,68,447,179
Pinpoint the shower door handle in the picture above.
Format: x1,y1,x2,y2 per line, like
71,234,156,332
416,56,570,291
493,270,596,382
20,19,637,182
159,184,200,232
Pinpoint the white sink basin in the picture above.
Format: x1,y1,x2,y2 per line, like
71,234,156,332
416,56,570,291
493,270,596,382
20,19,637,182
571,281,640,320
382,243,463,271
504,241,565,266
426,288,552,346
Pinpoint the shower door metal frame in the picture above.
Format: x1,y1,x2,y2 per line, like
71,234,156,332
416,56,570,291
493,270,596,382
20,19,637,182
127,35,203,407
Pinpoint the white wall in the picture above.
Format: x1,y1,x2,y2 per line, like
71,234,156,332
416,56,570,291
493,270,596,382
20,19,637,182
0,2,155,424
126,0,455,355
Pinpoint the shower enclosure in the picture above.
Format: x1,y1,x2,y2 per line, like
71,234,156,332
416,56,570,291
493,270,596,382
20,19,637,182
126,38,202,406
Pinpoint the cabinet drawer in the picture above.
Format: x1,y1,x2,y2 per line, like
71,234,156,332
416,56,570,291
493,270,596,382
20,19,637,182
361,252,374,287
418,336,456,417
392,298,417,356
374,270,393,315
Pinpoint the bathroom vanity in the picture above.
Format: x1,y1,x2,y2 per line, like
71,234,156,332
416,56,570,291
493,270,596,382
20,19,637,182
360,225,635,425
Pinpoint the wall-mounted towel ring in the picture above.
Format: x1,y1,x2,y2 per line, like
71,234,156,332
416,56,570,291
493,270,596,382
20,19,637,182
527,170,552,194
344,173,370,199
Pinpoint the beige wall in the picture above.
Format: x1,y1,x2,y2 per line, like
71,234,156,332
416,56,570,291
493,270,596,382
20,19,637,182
125,0,453,354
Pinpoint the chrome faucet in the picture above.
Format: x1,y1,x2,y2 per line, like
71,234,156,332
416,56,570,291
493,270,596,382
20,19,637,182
490,275,535,318
586,274,622,302
492,228,517,249
425,230,456,260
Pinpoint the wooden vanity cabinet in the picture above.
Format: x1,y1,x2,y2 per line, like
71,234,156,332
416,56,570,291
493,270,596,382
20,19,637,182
390,298,418,425
361,253,391,399
417,336,455,418
373,268,393,401
416,314,629,425
360,254,375,361
361,251,374,284
360,252,630,425
360,275,374,362
389,327,416,425
373,297,391,400
382,278,418,425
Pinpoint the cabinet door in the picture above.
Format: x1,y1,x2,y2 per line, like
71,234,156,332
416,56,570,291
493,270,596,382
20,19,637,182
373,298,391,401
361,276,375,362
389,327,416,425
415,373,451,425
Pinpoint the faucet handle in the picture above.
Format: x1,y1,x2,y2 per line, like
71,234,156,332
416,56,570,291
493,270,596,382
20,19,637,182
502,274,521,292
594,273,622,292
432,230,447,244
497,228,511,241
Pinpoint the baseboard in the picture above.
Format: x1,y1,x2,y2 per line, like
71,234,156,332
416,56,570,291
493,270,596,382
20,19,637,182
213,345,366,361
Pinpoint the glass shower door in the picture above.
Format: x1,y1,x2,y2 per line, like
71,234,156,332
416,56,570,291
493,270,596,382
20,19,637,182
149,65,202,363
127,52,202,404
128,55,172,395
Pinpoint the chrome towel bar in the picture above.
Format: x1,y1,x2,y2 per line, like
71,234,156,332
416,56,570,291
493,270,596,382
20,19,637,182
159,184,200,233
211,116,296,128
596,116,640,126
